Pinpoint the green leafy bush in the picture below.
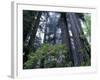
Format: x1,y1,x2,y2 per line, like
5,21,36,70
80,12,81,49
24,44,72,69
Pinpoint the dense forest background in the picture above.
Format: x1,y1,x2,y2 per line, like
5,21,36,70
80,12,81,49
23,10,91,69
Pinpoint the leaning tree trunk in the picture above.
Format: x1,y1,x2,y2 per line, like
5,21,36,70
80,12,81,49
28,12,42,51
23,11,38,64
23,12,42,64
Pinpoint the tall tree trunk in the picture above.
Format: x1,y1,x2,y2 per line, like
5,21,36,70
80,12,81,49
63,13,80,66
23,12,42,64
66,13,90,66
60,13,74,66
28,12,42,51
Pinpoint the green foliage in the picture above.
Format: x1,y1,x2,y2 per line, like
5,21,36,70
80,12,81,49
79,47,91,66
83,14,91,43
24,44,72,69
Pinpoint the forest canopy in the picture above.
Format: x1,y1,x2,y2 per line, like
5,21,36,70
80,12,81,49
23,10,91,69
